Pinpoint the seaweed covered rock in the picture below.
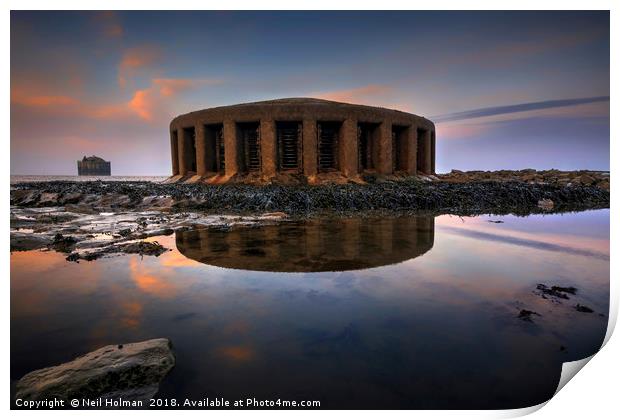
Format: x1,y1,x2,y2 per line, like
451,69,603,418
10,177,610,216
15,338,175,402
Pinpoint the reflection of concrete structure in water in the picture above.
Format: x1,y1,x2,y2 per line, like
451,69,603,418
176,216,434,272
169,98,436,184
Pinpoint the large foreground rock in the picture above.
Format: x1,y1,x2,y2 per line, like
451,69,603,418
15,338,175,402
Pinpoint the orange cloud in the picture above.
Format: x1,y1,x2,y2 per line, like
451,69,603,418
13,74,214,123
118,46,162,88
11,88,79,107
153,78,222,97
95,11,123,38
128,89,154,120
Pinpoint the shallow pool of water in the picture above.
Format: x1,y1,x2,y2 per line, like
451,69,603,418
10,210,609,409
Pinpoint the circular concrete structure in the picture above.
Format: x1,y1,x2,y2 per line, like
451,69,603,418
169,98,436,183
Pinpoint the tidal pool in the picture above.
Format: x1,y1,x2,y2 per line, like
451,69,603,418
10,210,609,409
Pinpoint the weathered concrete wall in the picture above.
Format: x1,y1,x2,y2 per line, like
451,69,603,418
195,124,207,176
341,118,358,178
169,98,435,183
302,119,318,177
260,120,277,177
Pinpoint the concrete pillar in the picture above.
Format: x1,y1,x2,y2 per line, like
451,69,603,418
431,130,436,174
223,120,238,177
423,129,432,174
377,120,393,175
177,128,188,176
195,124,207,176
260,120,277,178
340,118,358,177
303,119,318,176
170,130,179,175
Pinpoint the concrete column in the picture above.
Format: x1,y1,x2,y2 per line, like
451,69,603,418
340,118,358,177
170,130,179,175
223,120,238,177
177,128,188,176
423,129,432,174
195,124,207,176
431,130,436,174
377,120,393,175
406,125,417,175
260,120,277,177
303,119,318,176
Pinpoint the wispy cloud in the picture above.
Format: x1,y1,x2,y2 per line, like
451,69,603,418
118,45,162,88
152,78,223,97
311,84,392,106
432,96,610,123
94,11,123,38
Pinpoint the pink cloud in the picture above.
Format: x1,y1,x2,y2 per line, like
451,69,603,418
311,84,393,105
309,84,416,113
118,46,162,88
153,78,223,97
11,90,79,107
128,89,154,120
94,11,123,38
436,122,491,141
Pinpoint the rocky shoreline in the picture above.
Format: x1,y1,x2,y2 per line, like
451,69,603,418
10,170,610,216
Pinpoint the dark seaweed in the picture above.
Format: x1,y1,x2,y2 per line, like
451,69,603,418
11,180,609,217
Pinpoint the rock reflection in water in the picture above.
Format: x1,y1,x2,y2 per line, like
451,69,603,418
176,216,434,272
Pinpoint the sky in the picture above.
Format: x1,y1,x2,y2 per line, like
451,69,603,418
10,11,609,175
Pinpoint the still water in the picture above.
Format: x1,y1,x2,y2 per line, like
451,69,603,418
11,210,609,409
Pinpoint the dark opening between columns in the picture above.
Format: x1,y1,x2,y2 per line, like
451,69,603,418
237,122,261,173
317,121,341,172
205,124,224,173
277,121,303,172
392,125,407,172
183,127,197,173
417,128,429,174
358,123,380,172
171,130,179,175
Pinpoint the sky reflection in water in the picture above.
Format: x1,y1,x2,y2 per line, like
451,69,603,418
10,210,609,409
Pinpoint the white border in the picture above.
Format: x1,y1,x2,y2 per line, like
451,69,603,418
3,2,617,419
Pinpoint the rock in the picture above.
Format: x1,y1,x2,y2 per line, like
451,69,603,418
577,174,595,185
15,338,175,402
38,192,59,205
576,304,594,313
67,241,170,262
119,241,169,256
261,212,288,219
10,233,51,251
537,199,554,210
551,285,577,295
536,284,577,300
518,309,540,322
597,180,610,191
49,233,77,253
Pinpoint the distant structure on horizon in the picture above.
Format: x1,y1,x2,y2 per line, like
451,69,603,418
77,156,111,176
168,98,436,184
